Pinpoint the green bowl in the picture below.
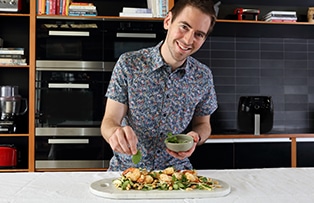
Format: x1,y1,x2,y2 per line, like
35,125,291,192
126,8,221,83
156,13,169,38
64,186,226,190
164,134,194,152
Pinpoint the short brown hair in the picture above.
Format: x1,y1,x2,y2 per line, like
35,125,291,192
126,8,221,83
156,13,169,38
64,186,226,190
169,0,216,36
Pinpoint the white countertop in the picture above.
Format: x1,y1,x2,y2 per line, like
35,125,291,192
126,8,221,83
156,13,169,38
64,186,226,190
1,168,314,203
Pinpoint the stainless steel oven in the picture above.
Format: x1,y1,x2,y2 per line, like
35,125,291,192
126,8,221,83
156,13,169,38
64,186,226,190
102,19,166,62
35,18,165,169
35,63,113,169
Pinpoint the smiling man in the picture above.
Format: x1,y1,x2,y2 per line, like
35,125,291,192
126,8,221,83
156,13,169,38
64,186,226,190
101,0,218,171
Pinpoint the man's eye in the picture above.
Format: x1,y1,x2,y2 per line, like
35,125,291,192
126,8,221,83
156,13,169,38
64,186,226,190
196,33,205,39
180,25,188,30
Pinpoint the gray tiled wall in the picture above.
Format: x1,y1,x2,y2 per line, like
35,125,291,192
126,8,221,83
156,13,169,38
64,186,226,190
193,36,314,134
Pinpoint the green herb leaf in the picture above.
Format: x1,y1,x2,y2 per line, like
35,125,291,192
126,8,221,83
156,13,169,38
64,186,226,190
132,150,142,164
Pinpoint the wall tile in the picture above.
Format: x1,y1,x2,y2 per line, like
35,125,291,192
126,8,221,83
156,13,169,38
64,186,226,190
197,35,314,133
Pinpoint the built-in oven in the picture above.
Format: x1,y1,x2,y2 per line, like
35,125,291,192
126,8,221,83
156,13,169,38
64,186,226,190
35,17,165,169
35,64,113,169
36,17,105,61
102,19,166,62
35,17,114,169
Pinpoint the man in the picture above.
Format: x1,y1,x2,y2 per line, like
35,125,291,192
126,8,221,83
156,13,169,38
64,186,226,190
101,0,217,171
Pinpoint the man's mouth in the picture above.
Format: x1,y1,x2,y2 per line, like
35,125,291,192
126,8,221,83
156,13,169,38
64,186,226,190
177,41,191,51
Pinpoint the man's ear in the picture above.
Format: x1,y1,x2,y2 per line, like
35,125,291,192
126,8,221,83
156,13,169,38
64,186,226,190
163,11,172,30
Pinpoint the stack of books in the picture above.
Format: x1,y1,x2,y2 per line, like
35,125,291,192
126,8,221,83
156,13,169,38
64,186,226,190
0,48,26,65
119,7,153,18
68,2,97,16
119,0,168,18
263,11,297,22
148,0,168,17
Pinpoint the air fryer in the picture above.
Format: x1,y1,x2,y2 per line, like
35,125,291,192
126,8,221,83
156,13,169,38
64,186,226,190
237,96,274,134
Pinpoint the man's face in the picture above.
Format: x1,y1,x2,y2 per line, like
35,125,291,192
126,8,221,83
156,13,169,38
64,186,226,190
162,5,212,67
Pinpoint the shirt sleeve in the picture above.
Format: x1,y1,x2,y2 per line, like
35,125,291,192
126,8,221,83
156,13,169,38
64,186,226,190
194,70,218,116
105,54,129,105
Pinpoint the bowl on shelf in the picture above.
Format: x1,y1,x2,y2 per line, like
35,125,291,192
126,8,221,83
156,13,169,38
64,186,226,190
164,134,194,152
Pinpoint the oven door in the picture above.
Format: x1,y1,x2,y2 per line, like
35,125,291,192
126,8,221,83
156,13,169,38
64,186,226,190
103,20,166,62
35,65,112,128
36,18,104,61
35,134,112,169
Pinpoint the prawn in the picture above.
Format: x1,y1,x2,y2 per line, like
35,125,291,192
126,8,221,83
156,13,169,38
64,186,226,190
122,167,141,182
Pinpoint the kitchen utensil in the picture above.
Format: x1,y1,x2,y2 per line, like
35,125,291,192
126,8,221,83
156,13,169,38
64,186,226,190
0,145,17,168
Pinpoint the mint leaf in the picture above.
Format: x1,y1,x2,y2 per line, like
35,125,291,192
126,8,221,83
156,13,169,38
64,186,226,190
132,150,142,164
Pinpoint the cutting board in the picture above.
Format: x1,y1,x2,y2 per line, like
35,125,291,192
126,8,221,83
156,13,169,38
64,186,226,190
90,178,231,199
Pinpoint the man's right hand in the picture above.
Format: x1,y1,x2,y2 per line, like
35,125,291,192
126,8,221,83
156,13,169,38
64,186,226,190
108,126,138,156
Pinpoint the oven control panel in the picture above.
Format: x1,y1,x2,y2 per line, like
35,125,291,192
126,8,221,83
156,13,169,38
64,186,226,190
0,0,21,12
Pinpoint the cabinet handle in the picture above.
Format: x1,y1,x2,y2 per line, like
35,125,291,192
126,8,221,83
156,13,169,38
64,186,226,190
48,83,89,89
49,31,90,36
116,32,156,38
48,139,89,144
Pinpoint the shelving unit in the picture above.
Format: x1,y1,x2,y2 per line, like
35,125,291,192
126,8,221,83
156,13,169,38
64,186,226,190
0,0,314,172
0,0,35,172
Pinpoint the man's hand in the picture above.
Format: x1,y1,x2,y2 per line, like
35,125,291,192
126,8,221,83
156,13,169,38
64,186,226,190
108,126,138,156
166,132,199,160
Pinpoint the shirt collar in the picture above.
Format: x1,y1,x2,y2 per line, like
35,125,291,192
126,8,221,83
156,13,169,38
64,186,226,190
150,41,191,76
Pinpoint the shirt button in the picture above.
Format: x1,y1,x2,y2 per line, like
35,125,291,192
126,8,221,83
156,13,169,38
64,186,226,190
163,113,166,117
156,150,161,154
166,94,170,99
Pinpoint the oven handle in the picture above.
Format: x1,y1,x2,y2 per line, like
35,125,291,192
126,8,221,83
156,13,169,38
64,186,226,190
48,83,89,89
49,31,90,36
116,32,156,38
48,139,89,144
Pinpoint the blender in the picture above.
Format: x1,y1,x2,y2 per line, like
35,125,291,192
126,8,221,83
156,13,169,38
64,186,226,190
0,86,28,133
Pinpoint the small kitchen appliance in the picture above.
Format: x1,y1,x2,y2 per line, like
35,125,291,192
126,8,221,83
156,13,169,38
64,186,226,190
0,144,17,168
0,86,28,133
237,96,273,135
234,8,260,21
0,0,22,12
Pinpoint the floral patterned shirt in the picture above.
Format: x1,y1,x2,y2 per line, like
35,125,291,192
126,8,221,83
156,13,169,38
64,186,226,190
105,42,217,171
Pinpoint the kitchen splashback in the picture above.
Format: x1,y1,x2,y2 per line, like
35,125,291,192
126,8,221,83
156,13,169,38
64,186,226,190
193,33,314,134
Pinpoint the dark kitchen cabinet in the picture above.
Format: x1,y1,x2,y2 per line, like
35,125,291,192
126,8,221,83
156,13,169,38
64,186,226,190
234,142,291,168
190,143,234,169
191,141,291,169
297,141,314,167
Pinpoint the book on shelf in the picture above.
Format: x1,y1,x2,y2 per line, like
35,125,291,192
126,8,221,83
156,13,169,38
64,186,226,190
37,0,73,15
69,11,97,16
0,58,26,65
119,12,153,18
148,0,168,17
0,54,23,59
264,18,297,23
0,48,24,55
265,10,296,16
122,7,152,14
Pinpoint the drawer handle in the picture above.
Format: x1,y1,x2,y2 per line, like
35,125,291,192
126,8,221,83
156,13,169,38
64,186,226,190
49,31,90,36
48,139,89,144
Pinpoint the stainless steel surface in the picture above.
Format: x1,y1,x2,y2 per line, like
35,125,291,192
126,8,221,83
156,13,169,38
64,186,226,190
36,127,101,136
49,31,90,37
254,114,260,136
48,139,89,144
35,160,109,168
48,83,89,89
36,60,115,72
116,32,156,38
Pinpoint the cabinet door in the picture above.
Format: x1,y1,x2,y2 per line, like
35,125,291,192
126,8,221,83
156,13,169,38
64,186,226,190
297,142,314,167
190,143,233,169
235,142,291,168
0,137,28,169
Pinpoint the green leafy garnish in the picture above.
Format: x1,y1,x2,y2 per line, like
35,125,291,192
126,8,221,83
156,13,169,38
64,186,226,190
166,132,178,143
166,132,189,143
132,150,142,164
